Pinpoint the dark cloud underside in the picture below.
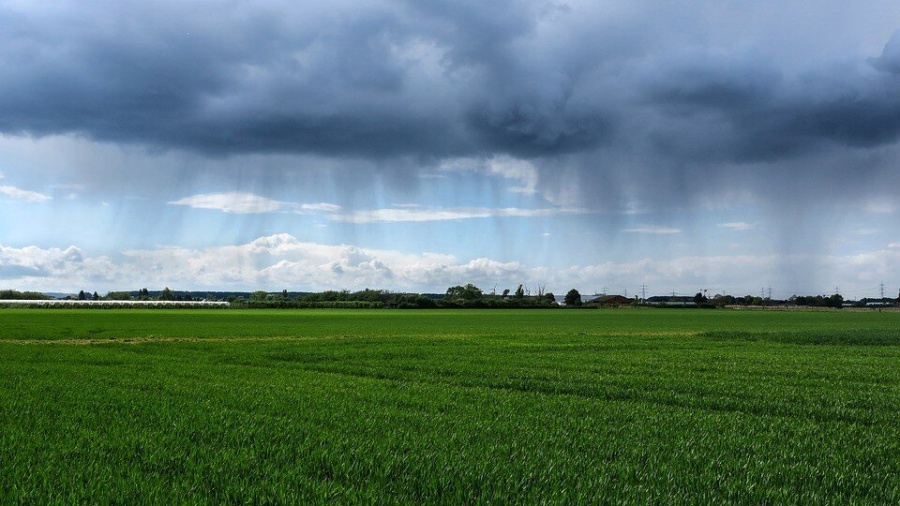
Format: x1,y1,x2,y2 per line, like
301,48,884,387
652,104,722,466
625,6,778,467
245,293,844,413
2,1,900,213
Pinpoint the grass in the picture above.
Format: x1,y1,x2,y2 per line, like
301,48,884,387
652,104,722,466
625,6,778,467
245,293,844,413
1,309,899,503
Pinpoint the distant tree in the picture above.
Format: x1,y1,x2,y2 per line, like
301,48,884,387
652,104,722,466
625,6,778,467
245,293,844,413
564,289,582,306
249,290,269,301
78,290,87,301
414,294,437,308
693,292,708,305
514,284,525,299
445,284,483,301
92,291,100,301
160,287,174,301
351,289,390,303
0,290,50,300
826,293,844,308
713,295,735,307
502,288,510,297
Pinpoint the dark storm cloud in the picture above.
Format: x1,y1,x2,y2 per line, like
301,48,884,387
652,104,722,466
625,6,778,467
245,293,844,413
638,41,900,162
0,0,617,158
2,0,900,178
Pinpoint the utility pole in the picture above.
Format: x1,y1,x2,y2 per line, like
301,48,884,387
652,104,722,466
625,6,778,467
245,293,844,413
641,284,647,302
880,282,885,299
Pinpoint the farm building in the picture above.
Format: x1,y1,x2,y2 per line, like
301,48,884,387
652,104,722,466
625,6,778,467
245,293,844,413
587,295,634,307
645,296,697,307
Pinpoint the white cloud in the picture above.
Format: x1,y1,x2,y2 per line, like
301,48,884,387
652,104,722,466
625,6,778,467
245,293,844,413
623,225,681,234
0,244,91,279
169,192,286,214
438,155,539,195
0,234,507,291
300,203,341,213
169,192,341,215
0,234,521,293
114,234,522,291
1,234,898,299
719,222,756,231
0,185,52,203
335,208,490,223
487,156,539,195
333,206,585,223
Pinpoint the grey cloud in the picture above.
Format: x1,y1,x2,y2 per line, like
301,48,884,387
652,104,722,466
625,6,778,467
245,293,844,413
0,0,616,158
2,0,900,206
0,264,47,278
640,44,900,164
641,51,783,111
873,31,900,74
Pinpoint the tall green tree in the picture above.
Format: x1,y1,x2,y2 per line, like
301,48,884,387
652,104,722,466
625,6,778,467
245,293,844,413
564,289,582,306
445,284,483,301
514,284,525,299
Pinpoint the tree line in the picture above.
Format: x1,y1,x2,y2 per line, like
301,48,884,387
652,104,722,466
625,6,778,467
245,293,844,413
0,289,52,300
231,285,567,309
3,286,898,309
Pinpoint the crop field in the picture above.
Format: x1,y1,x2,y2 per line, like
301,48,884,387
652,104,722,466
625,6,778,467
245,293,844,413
1,309,899,503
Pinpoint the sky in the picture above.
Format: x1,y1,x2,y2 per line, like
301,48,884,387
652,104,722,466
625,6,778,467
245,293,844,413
1,0,900,300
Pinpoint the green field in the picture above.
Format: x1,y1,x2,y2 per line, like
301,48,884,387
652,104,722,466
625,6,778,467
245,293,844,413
1,309,899,503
